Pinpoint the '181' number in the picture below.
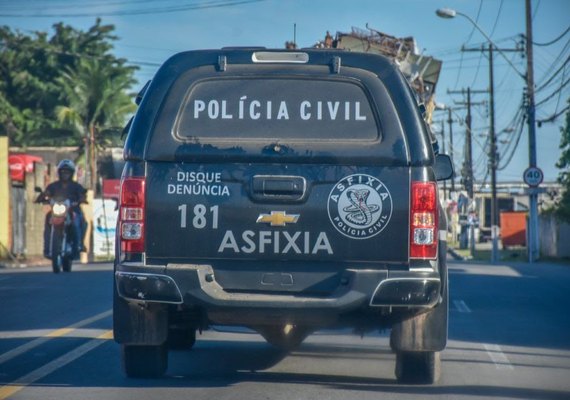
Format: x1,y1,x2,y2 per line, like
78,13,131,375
178,204,219,229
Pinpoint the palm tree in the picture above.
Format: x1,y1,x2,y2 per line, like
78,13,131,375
56,58,136,189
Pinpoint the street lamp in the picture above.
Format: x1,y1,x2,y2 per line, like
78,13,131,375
436,5,540,263
436,8,525,78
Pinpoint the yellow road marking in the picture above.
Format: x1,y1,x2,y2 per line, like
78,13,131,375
46,328,75,338
0,386,23,400
97,330,114,340
0,310,111,365
0,330,114,400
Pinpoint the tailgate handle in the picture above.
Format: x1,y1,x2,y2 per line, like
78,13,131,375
252,175,306,200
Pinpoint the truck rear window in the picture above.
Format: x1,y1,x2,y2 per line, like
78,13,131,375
173,78,380,141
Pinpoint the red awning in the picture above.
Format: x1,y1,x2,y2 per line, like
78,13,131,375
8,153,43,182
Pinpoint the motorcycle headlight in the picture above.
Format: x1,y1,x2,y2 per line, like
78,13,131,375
53,203,67,216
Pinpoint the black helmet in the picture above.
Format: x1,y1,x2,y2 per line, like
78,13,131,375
57,159,76,173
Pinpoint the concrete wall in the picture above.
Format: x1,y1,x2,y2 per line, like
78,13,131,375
539,214,570,258
24,173,47,257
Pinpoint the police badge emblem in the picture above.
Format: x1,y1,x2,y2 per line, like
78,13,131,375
327,174,393,239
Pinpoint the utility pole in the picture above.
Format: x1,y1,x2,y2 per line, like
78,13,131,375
435,105,462,198
526,0,539,263
465,88,473,196
462,45,521,263
488,44,499,263
448,87,487,256
448,88,487,199
294,23,297,48
447,108,456,193
465,88,476,256
439,119,448,200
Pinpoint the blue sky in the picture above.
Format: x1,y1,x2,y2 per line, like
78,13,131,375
1,0,569,183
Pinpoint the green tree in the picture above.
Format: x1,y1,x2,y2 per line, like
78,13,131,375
0,19,137,148
0,26,60,145
56,58,136,188
555,98,570,222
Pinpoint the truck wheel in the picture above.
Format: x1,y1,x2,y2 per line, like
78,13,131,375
167,328,196,350
121,344,168,378
395,351,441,384
257,325,310,351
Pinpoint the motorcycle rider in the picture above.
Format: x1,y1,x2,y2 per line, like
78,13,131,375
37,160,87,259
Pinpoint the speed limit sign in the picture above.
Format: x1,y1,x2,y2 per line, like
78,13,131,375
523,167,544,187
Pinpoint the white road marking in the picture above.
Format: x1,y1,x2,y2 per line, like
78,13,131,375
484,343,514,370
0,330,113,400
453,300,472,313
0,309,111,365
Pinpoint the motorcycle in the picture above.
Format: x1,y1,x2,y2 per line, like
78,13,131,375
46,199,76,273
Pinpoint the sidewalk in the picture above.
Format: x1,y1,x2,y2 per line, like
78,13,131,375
0,256,51,269
447,240,570,266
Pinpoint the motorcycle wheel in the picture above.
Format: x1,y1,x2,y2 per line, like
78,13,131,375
62,256,72,272
50,227,63,274
52,255,62,274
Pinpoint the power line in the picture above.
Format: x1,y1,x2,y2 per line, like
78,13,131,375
453,52,465,89
537,104,570,124
534,38,570,88
465,0,483,43
430,35,522,57
534,54,570,93
498,110,526,170
452,0,484,90
498,117,525,171
127,60,161,67
0,0,183,11
0,0,265,17
440,55,488,64
470,52,484,87
444,60,525,71
489,0,504,37
532,25,570,46
532,0,541,22
535,76,570,107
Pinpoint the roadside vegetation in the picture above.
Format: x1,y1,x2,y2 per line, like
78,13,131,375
0,19,137,149
554,99,570,222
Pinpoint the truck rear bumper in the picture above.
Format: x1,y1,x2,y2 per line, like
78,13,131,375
115,263,441,313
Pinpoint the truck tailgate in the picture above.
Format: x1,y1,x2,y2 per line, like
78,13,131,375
145,162,409,263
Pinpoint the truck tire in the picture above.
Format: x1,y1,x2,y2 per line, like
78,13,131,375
121,344,168,378
395,351,441,384
167,328,196,350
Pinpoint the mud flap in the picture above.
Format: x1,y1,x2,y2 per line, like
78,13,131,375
389,292,448,352
113,283,169,345
390,241,448,352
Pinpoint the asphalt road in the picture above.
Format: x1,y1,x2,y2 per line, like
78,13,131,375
0,259,569,400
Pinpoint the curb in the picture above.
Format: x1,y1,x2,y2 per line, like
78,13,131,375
0,257,51,269
447,248,466,261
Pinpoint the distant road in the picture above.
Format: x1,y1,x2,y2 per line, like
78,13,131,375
0,260,569,400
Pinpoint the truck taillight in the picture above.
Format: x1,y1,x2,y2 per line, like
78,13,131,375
410,181,438,259
120,177,145,253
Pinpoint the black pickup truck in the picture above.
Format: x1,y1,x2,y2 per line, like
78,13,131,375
113,48,453,383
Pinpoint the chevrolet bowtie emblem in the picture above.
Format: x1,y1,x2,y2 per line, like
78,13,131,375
256,211,300,227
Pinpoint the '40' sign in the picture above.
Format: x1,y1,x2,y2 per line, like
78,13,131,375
523,167,544,187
